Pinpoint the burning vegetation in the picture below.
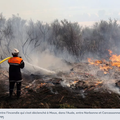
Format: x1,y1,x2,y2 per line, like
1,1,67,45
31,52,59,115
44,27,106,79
88,50,120,74
1,14,120,108
1,57,120,108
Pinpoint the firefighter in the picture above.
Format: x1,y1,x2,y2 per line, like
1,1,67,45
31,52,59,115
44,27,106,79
8,48,25,98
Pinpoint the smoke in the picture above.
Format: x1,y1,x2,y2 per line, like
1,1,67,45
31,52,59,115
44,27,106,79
24,61,56,75
22,49,72,76
85,64,120,94
103,79,120,95
0,14,75,75
29,49,71,72
1,14,120,95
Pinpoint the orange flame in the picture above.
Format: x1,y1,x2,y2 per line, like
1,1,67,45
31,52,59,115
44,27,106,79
87,50,120,74
88,58,94,65
95,81,103,86
73,80,78,84
88,58,102,65
38,83,46,88
108,50,112,55
108,50,120,67
99,65,112,74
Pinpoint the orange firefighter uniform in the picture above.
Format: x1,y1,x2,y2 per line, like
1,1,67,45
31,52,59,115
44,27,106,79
8,56,25,98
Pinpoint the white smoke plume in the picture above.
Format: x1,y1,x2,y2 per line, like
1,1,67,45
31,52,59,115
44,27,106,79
0,14,74,75
1,14,120,95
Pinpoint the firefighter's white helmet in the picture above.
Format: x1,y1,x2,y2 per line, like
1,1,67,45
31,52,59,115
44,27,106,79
12,48,19,55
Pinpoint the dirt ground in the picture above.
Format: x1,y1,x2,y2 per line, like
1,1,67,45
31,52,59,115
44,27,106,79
1,85,120,108
1,63,120,108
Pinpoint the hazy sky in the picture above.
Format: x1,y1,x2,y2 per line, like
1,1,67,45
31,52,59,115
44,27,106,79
1,0,120,26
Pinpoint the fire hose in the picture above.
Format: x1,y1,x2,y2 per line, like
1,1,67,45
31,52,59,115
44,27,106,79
0,57,56,74
0,57,56,96
0,57,11,78
0,57,12,64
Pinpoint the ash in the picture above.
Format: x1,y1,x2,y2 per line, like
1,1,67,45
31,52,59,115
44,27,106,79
1,61,120,97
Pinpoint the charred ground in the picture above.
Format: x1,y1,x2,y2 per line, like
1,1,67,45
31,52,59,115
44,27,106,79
0,16,120,108
1,62,120,108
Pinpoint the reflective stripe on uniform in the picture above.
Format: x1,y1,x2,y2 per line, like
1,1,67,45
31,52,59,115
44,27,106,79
9,63,20,66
